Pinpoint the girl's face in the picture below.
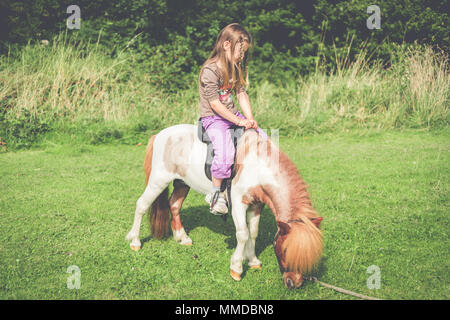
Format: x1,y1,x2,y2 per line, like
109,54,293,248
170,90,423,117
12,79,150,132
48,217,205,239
223,40,248,62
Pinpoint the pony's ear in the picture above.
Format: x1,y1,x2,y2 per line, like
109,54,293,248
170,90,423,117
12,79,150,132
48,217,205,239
311,217,323,228
277,221,291,235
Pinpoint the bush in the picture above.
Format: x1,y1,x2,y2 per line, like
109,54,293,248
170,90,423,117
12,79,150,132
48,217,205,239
134,30,200,92
87,126,123,145
0,108,51,149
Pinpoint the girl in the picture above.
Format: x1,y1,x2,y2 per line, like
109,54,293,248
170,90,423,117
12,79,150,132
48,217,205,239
198,23,268,215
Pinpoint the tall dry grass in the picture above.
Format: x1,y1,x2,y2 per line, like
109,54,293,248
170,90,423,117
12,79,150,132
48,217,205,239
0,35,448,148
253,45,448,135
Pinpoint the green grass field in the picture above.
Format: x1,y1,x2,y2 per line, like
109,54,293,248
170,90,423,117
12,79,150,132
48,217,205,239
1,128,448,299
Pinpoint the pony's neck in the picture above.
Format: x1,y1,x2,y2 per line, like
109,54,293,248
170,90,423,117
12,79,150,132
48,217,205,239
261,148,316,222
238,130,317,221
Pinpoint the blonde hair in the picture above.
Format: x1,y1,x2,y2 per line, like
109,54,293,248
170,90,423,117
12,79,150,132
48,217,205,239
199,23,252,93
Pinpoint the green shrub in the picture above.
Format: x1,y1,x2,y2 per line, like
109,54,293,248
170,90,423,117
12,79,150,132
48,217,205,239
0,108,51,149
87,126,123,145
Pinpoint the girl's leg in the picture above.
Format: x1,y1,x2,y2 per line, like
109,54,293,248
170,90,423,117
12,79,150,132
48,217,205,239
201,116,235,214
202,117,236,181
202,116,222,189
211,176,222,188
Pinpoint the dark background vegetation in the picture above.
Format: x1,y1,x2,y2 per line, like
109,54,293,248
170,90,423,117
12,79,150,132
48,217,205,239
1,0,448,84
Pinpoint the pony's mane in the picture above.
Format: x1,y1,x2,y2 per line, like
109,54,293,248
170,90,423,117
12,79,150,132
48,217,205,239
277,148,318,220
232,129,260,181
278,148,322,273
282,219,323,273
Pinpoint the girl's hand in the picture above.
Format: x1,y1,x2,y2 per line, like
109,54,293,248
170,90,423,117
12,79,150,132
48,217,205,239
249,119,258,129
237,119,253,130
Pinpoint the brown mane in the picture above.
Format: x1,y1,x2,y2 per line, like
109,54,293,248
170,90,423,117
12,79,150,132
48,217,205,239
277,149,320,219
270,143,323,274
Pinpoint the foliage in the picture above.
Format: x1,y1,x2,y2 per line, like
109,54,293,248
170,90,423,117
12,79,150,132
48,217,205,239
0,108,51,149
1,0,448,70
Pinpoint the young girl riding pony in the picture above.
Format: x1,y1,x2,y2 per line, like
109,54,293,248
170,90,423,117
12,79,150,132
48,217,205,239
198,23,268,215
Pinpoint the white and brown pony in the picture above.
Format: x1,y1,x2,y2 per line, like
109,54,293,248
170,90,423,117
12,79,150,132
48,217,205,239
126,124,323,288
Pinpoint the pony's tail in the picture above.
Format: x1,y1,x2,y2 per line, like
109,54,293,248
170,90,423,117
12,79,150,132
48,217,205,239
150,187,170,239
144,134,170,239
144,135,156,186
283,213,323,274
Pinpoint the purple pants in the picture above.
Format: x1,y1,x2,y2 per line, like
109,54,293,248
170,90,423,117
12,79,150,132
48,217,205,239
201,111,269,179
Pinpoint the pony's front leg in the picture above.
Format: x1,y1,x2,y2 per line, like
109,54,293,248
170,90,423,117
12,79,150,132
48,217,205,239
245,204,264,270
230,200,249,281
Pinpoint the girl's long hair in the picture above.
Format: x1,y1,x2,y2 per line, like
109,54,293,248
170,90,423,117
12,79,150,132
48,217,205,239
199,23,252,93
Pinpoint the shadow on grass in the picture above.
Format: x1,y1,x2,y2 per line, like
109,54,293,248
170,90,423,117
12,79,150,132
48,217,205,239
179,204,327,281
138,203,326,281
179,205,278,256
138,204,277,254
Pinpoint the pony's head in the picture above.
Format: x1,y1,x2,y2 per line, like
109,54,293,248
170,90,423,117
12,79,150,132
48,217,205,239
273,215,323,289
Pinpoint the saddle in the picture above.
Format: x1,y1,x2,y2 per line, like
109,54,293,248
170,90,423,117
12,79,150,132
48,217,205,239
197,118,245,216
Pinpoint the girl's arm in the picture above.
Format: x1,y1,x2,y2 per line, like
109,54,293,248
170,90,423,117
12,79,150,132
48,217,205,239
237,91,258,129
236,91,254,121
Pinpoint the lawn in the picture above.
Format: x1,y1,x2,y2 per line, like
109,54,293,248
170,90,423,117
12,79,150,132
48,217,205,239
0,129,448,299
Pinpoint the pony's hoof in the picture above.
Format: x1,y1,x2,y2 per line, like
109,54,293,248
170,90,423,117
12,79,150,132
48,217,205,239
130,245,141,251
230,269,241,281
250,265,262,270
179,237,193,246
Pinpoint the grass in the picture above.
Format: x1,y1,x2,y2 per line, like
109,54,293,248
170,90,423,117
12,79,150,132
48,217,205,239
0,32,448,300
1,128,448,299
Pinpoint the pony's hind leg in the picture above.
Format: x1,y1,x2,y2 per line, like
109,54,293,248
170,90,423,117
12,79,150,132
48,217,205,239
126,180,170,250
169,179,192,245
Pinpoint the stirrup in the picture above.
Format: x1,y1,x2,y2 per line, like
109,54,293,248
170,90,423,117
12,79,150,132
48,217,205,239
210,190,220,210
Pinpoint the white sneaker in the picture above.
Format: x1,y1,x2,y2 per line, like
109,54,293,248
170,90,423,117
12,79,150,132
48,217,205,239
205,191,228,215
